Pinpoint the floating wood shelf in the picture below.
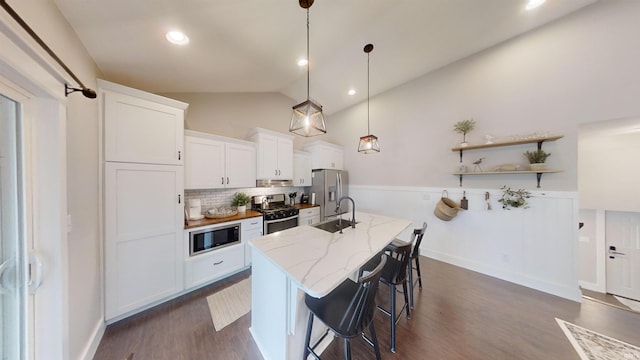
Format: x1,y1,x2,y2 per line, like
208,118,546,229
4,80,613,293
451,134,564,188
451,135,564,152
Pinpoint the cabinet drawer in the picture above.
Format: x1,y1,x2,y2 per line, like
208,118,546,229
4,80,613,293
185,245,244,289
299,207,320,217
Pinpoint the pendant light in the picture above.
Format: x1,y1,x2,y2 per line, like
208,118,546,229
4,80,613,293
358,43,380,153
290,0,326,137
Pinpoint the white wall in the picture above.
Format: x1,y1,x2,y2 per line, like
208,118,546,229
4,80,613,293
325,1,640,300
579,117,640,212
9,1,104,359
329,0,640,191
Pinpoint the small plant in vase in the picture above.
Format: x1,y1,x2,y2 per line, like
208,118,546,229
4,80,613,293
524,149,550,171
453,119,476,147
231,192,251,213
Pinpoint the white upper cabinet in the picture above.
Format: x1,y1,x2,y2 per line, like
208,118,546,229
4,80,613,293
293,151,312,186
100,80,188,165
184,131,256,189
250,128,294,180
303,141,344,170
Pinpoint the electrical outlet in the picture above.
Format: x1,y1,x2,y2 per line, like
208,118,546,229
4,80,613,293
501,254,510,263
422,194,430,201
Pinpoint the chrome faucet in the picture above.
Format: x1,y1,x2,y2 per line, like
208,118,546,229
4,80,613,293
336,196,356,232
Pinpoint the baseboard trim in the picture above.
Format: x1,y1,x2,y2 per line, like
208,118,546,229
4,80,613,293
80,319,105,360
425,250,582,302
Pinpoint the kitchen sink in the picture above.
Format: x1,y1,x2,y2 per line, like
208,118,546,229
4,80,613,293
312,219,357,233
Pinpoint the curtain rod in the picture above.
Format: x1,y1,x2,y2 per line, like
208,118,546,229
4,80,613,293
0,0,96,98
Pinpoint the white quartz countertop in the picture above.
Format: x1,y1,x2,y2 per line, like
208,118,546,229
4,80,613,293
249,211,411,298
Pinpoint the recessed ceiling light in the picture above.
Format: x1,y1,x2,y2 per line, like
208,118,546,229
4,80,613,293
297,58,308,67
166,30,189,45
348,89,356,96
525,0,546,10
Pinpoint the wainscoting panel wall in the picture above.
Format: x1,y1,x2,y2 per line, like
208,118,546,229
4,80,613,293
349,185,581,302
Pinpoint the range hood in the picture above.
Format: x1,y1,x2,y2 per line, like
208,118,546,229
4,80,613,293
256,179,294,187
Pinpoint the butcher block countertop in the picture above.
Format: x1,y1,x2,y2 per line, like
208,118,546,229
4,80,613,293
294,203,319,210
184,209,262,229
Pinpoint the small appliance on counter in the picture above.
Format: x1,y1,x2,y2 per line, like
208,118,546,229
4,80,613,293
300,193,310,204
187,199,204,220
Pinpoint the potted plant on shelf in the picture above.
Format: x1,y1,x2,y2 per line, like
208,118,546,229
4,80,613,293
453,119,476,147
231,192,251,213
524,149,551,171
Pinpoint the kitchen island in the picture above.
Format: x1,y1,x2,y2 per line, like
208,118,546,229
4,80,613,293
249,211,411,360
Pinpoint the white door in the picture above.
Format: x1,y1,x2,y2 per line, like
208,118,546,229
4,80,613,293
606,211,640,301
276,137,293,179
184,136,225,189
104,162,184,319
225,142,255,188
103,91,184,165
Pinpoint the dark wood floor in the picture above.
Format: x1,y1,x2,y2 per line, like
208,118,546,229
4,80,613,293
94,257,640,360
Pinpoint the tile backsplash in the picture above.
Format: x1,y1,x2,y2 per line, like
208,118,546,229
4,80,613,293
185,186,310,214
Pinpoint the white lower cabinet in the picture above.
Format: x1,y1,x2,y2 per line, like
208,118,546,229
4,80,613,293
241,217,263,266
104,162,184,320
184,244,245,290
298,207,321,226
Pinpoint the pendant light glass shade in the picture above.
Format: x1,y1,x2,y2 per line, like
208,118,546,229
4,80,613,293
291,99,326,136
358,43,380,153
290,0,326,137
358,134,380,153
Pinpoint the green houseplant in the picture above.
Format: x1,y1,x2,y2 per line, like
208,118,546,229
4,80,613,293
498,186,531,210
231,192,251,213
524,149,551,171
453,119,476,146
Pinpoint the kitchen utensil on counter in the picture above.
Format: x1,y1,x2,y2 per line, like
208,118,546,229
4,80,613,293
288,192,297,205
460,191,468,210
485,192,492,210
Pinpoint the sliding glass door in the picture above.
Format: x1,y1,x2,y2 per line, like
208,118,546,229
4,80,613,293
0,92,28,358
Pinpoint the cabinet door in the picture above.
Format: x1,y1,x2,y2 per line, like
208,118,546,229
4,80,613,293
255,133,279,179
104,91,184,165
225,142,256,188
276,137,294,179
294,153,312,186
104,162,184,320
241,218,263,266
184,136,225,189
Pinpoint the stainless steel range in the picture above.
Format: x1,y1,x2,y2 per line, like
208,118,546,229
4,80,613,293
251,194,299,235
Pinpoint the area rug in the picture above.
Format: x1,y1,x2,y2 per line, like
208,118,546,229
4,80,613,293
207,278,251,331
556,318,640,360
614,296,640,313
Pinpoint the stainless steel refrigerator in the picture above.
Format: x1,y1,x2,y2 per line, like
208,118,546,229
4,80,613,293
310,169,349,221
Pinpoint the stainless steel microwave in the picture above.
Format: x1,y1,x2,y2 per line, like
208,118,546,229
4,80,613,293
189,223,240,256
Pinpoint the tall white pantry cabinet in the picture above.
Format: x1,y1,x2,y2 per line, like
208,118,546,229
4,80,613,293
99,80,189,321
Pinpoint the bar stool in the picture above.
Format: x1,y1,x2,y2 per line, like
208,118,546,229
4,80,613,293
304,255,387,360
376,243,412,353
385,222,427,309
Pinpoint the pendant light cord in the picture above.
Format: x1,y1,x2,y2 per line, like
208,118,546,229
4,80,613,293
367,51,370,135
306,8,310,100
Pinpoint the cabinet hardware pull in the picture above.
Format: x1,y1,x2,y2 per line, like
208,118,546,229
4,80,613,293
227,177,229,184
222,177,224,184
213,260,224,266
178,194,181,204
275,169,278,175
178,151,181,160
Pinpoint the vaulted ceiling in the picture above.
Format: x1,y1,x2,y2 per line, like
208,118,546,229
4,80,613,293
54,0,597,114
